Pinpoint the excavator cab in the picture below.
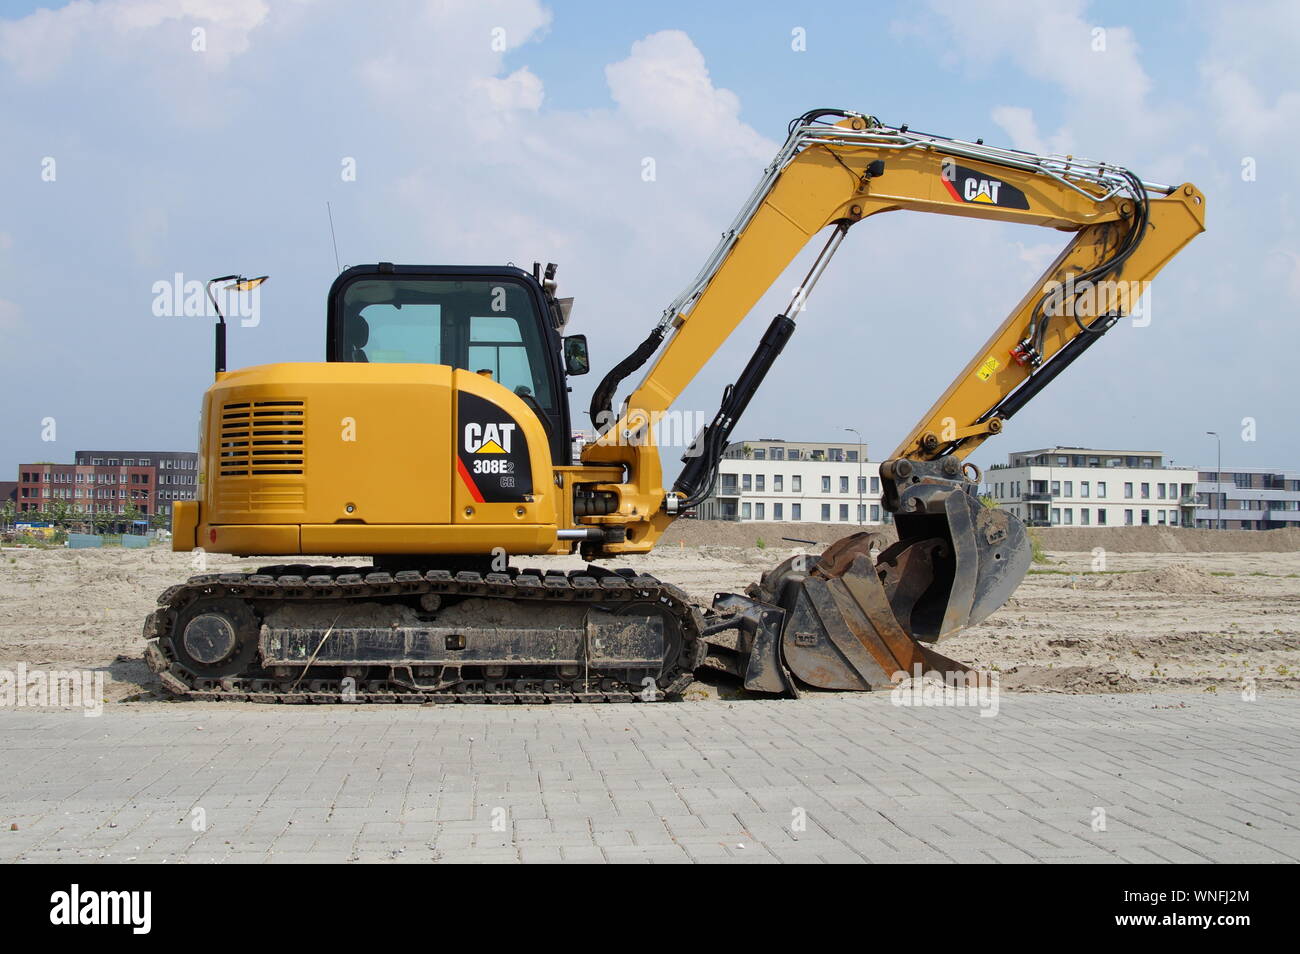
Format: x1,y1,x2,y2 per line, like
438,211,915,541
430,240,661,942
325,263,581,464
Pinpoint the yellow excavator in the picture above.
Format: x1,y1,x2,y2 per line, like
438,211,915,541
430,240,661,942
145,109,1204,702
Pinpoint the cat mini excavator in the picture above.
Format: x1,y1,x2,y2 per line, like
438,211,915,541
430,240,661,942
145,109,1205,702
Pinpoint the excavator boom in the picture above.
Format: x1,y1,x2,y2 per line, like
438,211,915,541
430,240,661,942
581,109,1204,693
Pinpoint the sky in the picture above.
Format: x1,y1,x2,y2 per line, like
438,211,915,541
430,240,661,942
0,0,1296,480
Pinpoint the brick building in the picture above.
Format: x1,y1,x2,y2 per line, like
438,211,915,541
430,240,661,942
14,450,199,523
74,450,198,521
16,462,157,519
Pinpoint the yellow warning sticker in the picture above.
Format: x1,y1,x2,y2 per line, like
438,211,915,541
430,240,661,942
976,356,1001,381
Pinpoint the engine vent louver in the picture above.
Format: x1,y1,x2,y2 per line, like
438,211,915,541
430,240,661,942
218,400,305,477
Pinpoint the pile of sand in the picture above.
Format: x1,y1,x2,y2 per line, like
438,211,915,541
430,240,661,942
668,521,1300,554
663,520,897,549
999,664,1144,693
1033,525,1300,553
1092,563,1238,595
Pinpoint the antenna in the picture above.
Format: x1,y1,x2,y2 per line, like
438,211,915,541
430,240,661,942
326,201,342,273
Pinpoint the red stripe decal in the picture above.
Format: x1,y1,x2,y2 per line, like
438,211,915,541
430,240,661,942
456,457,485,503
941,174,963,202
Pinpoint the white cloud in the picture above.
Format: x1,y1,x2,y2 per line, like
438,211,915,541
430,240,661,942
475,66,544,111
990,105,1072,156
0,0,271,80
605,30,770,160
0,298,22,333
902,0,1176,157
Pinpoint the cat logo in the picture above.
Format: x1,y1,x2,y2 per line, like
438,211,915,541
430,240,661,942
464,422,515,454
940,164,1030,210
964,178,1002,203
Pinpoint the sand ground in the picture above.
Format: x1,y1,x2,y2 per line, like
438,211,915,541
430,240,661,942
1,532,1297,705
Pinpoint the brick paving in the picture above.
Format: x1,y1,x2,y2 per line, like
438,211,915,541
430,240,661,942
1,692,1296,863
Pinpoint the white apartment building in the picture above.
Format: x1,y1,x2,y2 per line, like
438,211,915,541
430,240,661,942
696,439,887,524
1195,466,1300,530
985,447,1198,528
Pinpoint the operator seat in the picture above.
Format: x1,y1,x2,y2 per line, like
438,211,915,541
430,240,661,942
344,312,369,362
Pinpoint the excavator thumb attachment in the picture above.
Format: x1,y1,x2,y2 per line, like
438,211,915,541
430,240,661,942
701,457,1030,694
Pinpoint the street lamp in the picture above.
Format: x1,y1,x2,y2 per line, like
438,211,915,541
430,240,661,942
844,427,863,524
1206,431,1222,530
207,274,269,375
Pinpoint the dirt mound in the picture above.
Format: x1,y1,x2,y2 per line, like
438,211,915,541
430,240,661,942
1091,563,1238,595
1034,525,1300,553
663,520,897,550
666,521,1300,554
999,664,1144,693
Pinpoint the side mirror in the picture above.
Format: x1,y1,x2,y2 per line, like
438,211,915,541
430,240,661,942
563,334,590,375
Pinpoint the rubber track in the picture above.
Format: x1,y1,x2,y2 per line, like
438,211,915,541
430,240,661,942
144,564,706,704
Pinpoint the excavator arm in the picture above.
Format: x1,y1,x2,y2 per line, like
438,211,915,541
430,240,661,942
580,109,1205,693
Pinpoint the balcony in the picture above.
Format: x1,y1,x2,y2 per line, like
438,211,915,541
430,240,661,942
1022,492,1054,502
1179,496,1199,506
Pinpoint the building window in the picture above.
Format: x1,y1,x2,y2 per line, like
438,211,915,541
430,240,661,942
773,503,783,520
821,504,831,521
742,474,752,492
839,476,849,494
857,476,866,494
755,475,765,492
1140,483,1150,499
846,450,858,462
792,476,802,493
1064,481,1073,497
1097,509,1106,525
1051,481,1061,495
821,476,831,493
839,504,849,521
1125,509,1133,525
773,475,783,492
1081,508,1090,525
792,504,801,521
1124,482,1133,499
756,503,765,520
1097,481,1106,497
1051,508,1060,525
870,476,879,493
770,447,784,460
742,502,752,520
753,449,766,460
1081,481,1090,498
1141,509,1150,525
1064,508,1073,525
1157,484,1166,499
857,504,866,522
871,504,880,521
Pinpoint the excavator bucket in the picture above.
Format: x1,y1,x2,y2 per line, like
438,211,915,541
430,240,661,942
703,459,1031,694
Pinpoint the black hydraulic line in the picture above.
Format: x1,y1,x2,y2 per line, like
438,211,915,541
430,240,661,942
673,313,797,507
588,324,666,433
986,313,1119,423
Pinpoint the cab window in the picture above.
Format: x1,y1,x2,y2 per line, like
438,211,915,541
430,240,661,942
338,278,555,409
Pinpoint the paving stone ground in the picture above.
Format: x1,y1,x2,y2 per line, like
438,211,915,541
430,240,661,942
1,691,1296,863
